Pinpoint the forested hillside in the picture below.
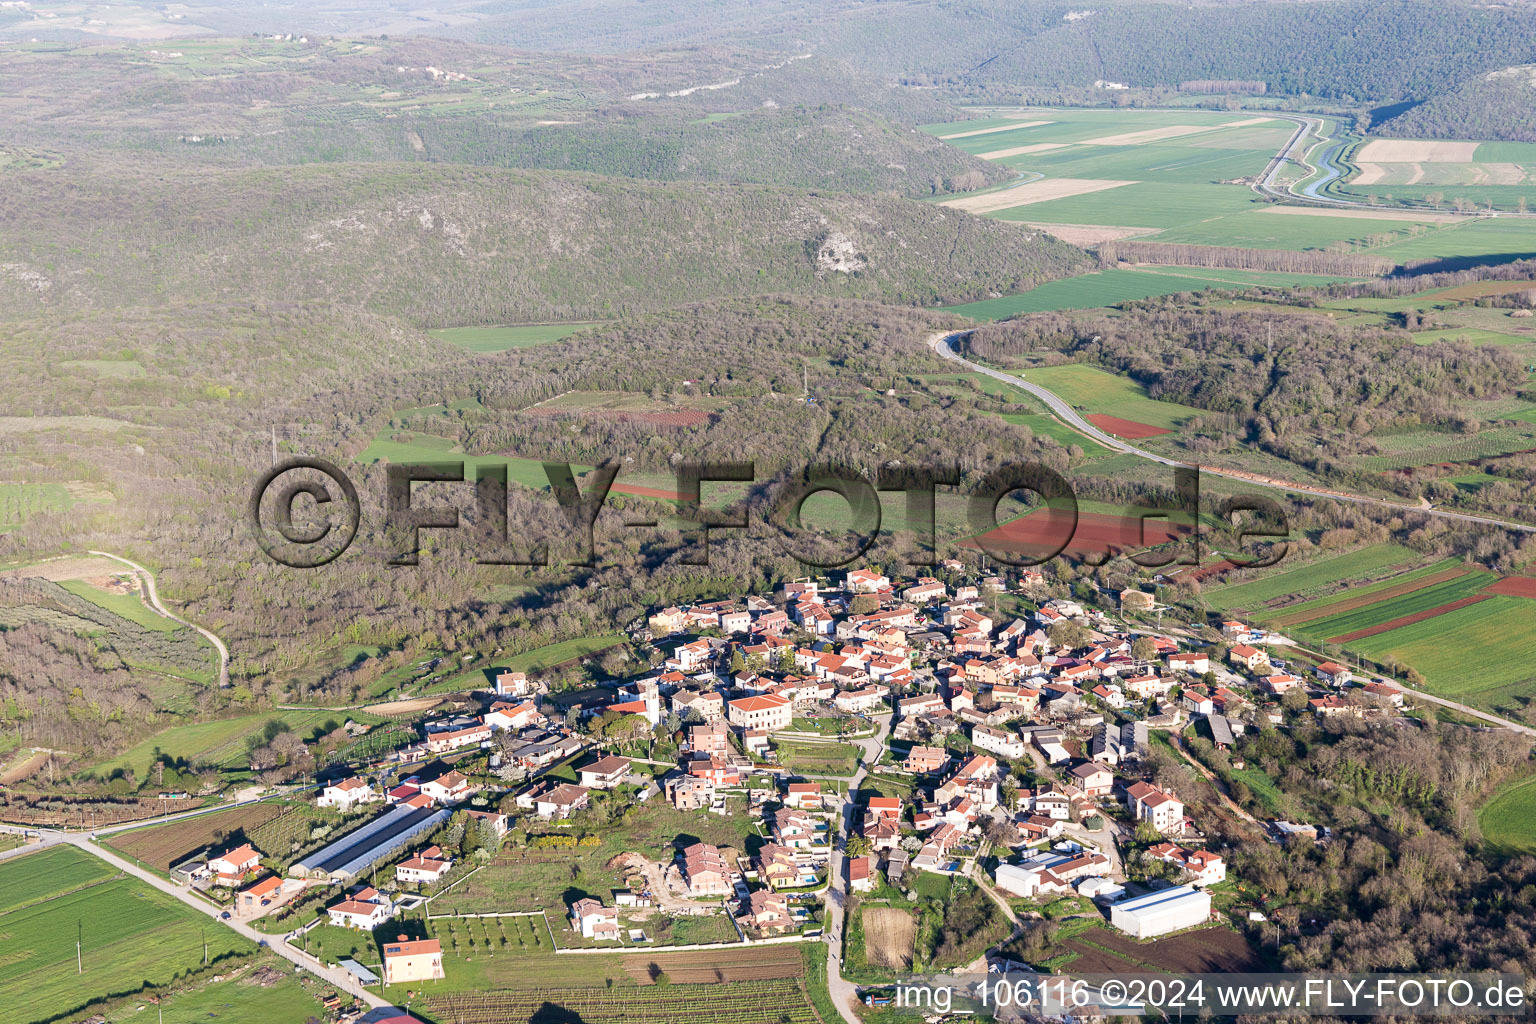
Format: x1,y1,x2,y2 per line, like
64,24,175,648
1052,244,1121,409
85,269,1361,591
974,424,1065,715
969,301,1530,482
0,162,1085,324
449,0,1536,104
1376,66,1536,142
110,105,1009,199
0,295,1027,747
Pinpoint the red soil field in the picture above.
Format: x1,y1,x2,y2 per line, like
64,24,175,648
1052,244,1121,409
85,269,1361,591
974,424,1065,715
1486,576,1536,599
1327,594,1491,643
970,508,1189,559
1085,413,1170,439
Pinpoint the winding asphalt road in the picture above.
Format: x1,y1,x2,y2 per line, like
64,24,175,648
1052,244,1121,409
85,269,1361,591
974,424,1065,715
928,331,1536,535
88,549,231,687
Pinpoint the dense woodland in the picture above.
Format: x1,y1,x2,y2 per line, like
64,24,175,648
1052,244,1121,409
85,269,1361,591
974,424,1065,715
447,0,1536,105
1377,66,1536,142
1189,716,1535,975
0,161,1084,324
971,304,1525,432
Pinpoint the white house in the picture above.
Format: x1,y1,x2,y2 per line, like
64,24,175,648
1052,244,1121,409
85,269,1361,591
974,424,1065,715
1125,781,1184,833
570,897,620,941
328,886,394,930
317,776,379,811
970,724,1025,759
396,845,453,885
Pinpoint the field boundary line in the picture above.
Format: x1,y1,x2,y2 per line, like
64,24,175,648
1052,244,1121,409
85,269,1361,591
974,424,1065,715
1266,566,1473,628
1326,593,1492,643
0,872,125,919
553,932,821,954
423,862,482,904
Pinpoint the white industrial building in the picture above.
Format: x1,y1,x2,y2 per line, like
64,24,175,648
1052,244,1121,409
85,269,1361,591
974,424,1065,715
1110,885,1211,938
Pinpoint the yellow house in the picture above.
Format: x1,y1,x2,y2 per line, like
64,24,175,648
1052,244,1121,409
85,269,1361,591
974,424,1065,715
382,936,445,986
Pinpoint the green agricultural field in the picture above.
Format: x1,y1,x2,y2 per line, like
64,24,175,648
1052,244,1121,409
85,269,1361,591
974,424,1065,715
430,799,761,919
59,358,147,378
0,482,73,532
1370,218,1536,263
1345,595,1536,710
427,634,627,694
1293,570,1495,641
1411,327,1531,346
428,321,602,352
996,182,1263,230
1479,776,1536,854
1130,265,1366,289
0,846,116,914
1256,558,1469,623
1207,543,1422,609
0,850,252,1023
58,579,181,632
1014,363,1202,430
774,738,861,775
97,968,327,1023
1000,412,1112,456
91,709,355,779
941,267,1362,320
1150,209,1440,250
357,433,573,489
1351,424,1536,471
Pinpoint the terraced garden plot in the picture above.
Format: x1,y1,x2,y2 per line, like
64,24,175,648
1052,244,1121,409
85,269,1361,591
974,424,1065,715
774,738,860,775
105,801,288,870
428,800,758,917
419,976,821,1024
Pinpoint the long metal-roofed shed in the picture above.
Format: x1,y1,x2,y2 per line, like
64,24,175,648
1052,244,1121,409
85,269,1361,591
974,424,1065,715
1109,884,1211,938
289,802,451,881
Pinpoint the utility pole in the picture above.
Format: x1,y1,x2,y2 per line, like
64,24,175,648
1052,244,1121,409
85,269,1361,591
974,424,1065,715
271,425,278,465
77,919,83,974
